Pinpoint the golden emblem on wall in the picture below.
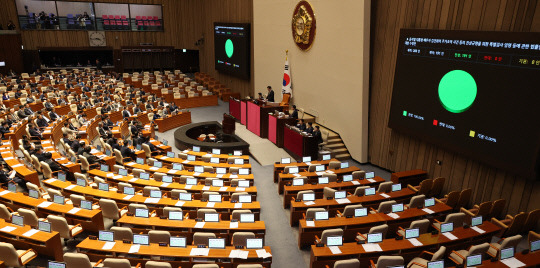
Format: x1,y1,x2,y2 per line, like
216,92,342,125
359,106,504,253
292,0,316,51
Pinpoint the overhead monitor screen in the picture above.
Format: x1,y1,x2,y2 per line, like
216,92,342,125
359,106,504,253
214,22,251,79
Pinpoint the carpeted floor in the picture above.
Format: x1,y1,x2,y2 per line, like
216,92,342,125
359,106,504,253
233,122,293,166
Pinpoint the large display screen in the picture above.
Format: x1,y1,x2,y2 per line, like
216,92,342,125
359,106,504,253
214,22,251,79
388,29,540,179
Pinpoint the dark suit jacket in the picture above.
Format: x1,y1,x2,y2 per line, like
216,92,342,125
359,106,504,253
267,90,275,102
291,109,298,119
36,118,49,128
305,127,314,134
313,130,323,144
49,112,59,121
29,128,42,138
122,110,131,118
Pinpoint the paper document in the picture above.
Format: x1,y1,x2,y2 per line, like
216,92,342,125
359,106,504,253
193,172,201,176
23,229,40,237
161,183,170,187
229,175,238,178
0,190,10,196
335,198,350,204
315,172,324,176
206,202,215,207
38,201,53,208
230,222,239,228
216,174,224,178
234,203,242,208
65,185,76,190
202,186,210,191
387,213,400,219
113,175,123,179
501,257,526,268
123,195,133,200
0,226,17,232
126,162,135,166
68,208,81,214
168,170,178,174
256,249,272,258
229,250,249,259
367,179,376,183
351,181,360,185
306,221,315,227
184,185,192,189
380,193,390,198
422,208,435,214
149,167,159,171
182,160,189,164
471,226,485,234
102,241,116,250
175,201,185,207
235,187,245,192
442,232,458,240
144,198,160,203
362,243,383,252
329,246,342,254
106,173,114,177
129,178,138,182
128,244,140,253
190,248,209,256
304,201,315,206
194,222,206,228
293,174,301,177
219,187,228,192
44,178,57,183
12,164,23,168
408,238,423,246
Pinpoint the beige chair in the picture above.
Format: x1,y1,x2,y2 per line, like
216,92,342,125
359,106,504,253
337,204,363,218
47,215,83,239
315,228,343,245
231,192,250,202
407,195,426,209
370,256,404,268
17,208,43,228
99,199,128,220
40,161,60,179
171,189,188,200
332,259,360,268
202,191,220,201
114,149,131,164
26,182,48,199
356,224,389,242
323,187,337,199
143,186,160,197
110,226,133,242
322,173,338,183
296,190,315,201
237,265,263,268
449,243,490,265
128,204,150,215
377,181,393,193
0,242,37,267
397,219,431,237
328,161,341,170
0,204,15,220
283,166,297,174
371,200,396,214
145,261,172,268
231,232,256,247
353,186,369,196
192,265,219,268
163,207,183,218
103,258,139,268
433,212,466,230
63,252,103,268
149,230,171,244
131,168,144,178
153,172,166,182
407,246,446,268
231,210,252,221
193,232,216,246
305,208,326,220
117,182,132,193
197,208,218,219
487,234,522,258
352,171,366,180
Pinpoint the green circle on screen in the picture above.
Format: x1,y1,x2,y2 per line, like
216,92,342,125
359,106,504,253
225,39,234,58
438,70,477,113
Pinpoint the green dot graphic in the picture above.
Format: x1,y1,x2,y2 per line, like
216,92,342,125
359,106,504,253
225,39,234,58
438,70,477,113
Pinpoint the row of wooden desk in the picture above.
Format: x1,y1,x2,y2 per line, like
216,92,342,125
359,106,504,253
278,166,363,194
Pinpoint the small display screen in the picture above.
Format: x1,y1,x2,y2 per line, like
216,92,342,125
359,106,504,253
167,152,175,158
466,254,482,267
187,155,196,161
234,158,244,165
76,178,86,187
154,161,163,168
326,236,342,246
240,213,255,223
234,150,242,156
170,236,187,247
365,187,376,196
212,149,221,155
281,158,291,164
210,157,219,164
441,222,453,233
293,178,304,186
365,172,375,179
192,146,200,152
392,183,402,192
163,176,173,183
53,195,65,205
208,194,222,202
405,228,420,239
208,238,226,249
99,230,114,242
246,238,263,249
133,234,149,245
205,213,219,222
392,203,404,213
212,179,224,187
314,211,329,221
179,193,192,201
48,261,66,268
289,167,299,174
29,189,39,199
136,158,144,164
238,180,250,188
81,200,92,210
186,178,197,185
303,193,315,201
334,191,347,199
425,198,435,207
135,208,149,218
302,156,311,162
173,163,183,170
315,165,325,172
194,166,204,173
124,187,135,195
38,221,51,232
427,260,444,268
500,247,514,260
168,211,183,220
119,169,128,176
58,173,66,181
471,216,482,227
342,174,353,182
12,215,24,226
318,177,329,184
367,233,383,244
340,162,349,169
322,154,331,160
530,240,540,252
7,183,16,193
100,164,109,172
98,183,109,192
239,195,252,203
150,190,162,198
239,168,249,175
355,208,368,217
140,173,150,180
216,167,226,174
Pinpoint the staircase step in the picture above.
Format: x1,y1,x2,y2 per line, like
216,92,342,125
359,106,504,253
335,153,351,161
331,148,349,154
326,143,345,149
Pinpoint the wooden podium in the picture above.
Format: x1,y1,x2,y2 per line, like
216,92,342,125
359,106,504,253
222,113,236,134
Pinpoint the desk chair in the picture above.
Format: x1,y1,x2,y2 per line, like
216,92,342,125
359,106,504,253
449,243,490,265
323,187,337,199
110,227,133,242
455,188,472,211
193,232,216,246
145,261,172,268
433,212,465,231
17,208,44,228
117,183,132,193
179,176,195,184
305,208,326,220
131,168,145,178
0,242,37,267
171,189,188,199
352,171,365,180
143,186,160,197
128,204,155,216
232,210,252,221
202,192,220,201
227,157,241,164
492,212,527,238
461,201,492,222
26,182,48,199
357,224,388,242
193,265,219,268
328,161,341,170
229,167,240,174
114,149,131,164
30,155,42,173
103,258,140,268
47,215,83,241
283,166,297,174
64,252,103,268
438,190,460,209
163,207,183,218
99,199,128,223
323,173,338,183
406,195,425,209
146,158,156,167
352,186,369,196
522,209,540,234
337,204,363,218
197,208,218,219
79,155,99,173
0,204,15,221
142,144,159,158
408,179,432,196
428,177,445,197
371,200,396,214
326,259,360,268
487,234,522,258
407,246,446,268
489,199,506,219
153,172,167,182
296,190,315,201
397,219,430,237
370,256,404,268
40,161,60,179
315,228,343,245
232,232,255,247
149,230,171,244
308,165,318,172
203,166,214,173
231,192,250,202
377,182,393,193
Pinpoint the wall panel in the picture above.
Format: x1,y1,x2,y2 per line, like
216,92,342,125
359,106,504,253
369,0,540,215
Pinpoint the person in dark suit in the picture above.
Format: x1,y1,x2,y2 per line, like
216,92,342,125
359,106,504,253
70,134,82,153
313,126,323,144
0,122,10,139
36,114,49,128
120,142,136,160
0,164,27,190
102,115,114,128
122,106,131,118
133,106,141,114
144,136,158,152
266,86,275,102
23,104,33,116
29,124,42,139
17,109,27,119
82,146,98,164
43,153,62,172
130,122,139,137
62,133,73,148
305,122,314,134
48,108,60,121
290,105,298,119
97,122,109,138
297,119,306,131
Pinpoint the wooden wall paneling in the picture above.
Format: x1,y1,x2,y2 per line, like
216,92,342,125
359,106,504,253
369,0,540,215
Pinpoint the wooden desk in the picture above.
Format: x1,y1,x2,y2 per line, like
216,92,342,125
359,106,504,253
43,178,261,220
0,190,104,232
180,150,250,162
283,125,318,160
172,95,218,109
0,219,63,261
448,250,540,268
154,111,192,133
0,146,40,186
246,101,281,138
290,188,416,226
298,203,452,248
390,169,428,186
229,98,241,121
268,114,296,148
278,166,362,194
273,159,339,183
155,155,252,171
283,177,385,208
117,215,266,244
77,238,272,268
309,221,500,268
88,169,258,199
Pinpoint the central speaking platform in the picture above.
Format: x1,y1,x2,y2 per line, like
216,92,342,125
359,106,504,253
174,121,250,154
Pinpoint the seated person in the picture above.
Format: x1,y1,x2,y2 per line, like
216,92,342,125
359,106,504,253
0,164,27,190
28,124,43,139
120,141,136,160
43,152,62,172
296,119,306,131
82,146,98,165
36,114,49,128
0,121,10,138
305,122,314,134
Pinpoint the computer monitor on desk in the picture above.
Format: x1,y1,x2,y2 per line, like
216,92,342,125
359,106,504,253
405,228,420,239
170,236,187,247
135,208,149,218
466,254,482,267
240,213,255,223
169,211,183,221
99,230,114,242
367,233,383,244
302,156,311,163
314,211,329,221
281,158,291,164
246,238,263,249
427,260,444,268
205,213,219,222
208,238,226,249
440,222,453,233
326,236,342,246
133,234,149,245
212,149,221,155
48,261,66,268
302,193,315,201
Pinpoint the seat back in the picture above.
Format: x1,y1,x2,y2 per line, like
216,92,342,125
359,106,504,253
369,224,389,238
0,204,12,220
456,188,472,209
149,230,171,244
410,219,431,234
143,186,160,197
467,243,490,256
431,246,446,261
63,253,94,268
113,149,124,164
416,179,433,195
320,228,343,244
353,186,369,196
505,212,528,237
376,256,404,268
408,194,426,209
0,242,20,267
231,209,252,221
231,192,249,202
476,201,494,218
69,194,85,207
79,155,90,171
145,261,172,268
444,212,466,227
232,232,255,247
328,161,341,170
333,259,360,268
297,190,314,200
128,203,147,214
99,199,121,220
111,227,133,242
47,215,71,238
489,199,506,219
40,161,54,179
163,207,182,218
306,208,326,219
197,208,217,219
202,191,219,200
500,234,523,252
18,208,39,227
142,144,152,157
377,200,397,214
323,187,337,199
352,171,365,180
103,258,132,268
429,177,445,197
342,204,363,218
377,181,393,193
522,209,540,233
192,265,219,268
444,191,460,208
193,232,216,246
